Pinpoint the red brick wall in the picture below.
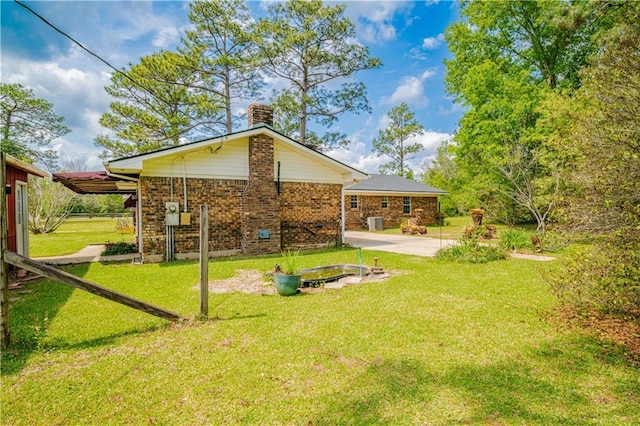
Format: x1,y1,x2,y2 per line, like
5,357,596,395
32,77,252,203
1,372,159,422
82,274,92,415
139,178,342,260
139,177,246,259
279,182,342,248
241,133,281,255
247,104,274,127
344,195,438,230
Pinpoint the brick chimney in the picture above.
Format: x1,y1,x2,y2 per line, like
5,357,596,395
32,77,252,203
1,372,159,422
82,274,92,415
247,104,273,128
241,104,280,255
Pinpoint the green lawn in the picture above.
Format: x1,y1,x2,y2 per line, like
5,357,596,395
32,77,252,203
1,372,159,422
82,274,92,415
29,217,135,257
2,248,638,424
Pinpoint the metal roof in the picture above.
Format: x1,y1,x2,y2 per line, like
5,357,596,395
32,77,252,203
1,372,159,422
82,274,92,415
344,174,448,195
52,172,137,194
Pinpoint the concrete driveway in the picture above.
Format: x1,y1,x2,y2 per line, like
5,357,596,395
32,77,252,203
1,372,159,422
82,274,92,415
345,231,457,257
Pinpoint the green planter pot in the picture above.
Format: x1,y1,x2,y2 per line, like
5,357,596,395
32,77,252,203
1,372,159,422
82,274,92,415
273,273,301,296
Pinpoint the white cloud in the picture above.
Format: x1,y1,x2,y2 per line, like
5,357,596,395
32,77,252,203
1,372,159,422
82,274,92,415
52,138,105,170
343,1,414,44
327,128,451,176
411,130,451,152
1,1,194,170
383,68,438,107
3,54,112,167
327,136,384,174
422,33,445,50
404,130,452,175
152,26,180,48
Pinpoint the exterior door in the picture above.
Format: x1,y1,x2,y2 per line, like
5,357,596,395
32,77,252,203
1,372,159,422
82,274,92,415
15,181,29,256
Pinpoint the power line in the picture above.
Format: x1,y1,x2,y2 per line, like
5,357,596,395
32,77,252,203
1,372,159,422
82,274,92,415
13,0,219,145
14,0,145,92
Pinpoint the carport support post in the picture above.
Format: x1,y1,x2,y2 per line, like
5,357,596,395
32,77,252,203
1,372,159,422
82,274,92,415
1,152,10,347
199,205,208,319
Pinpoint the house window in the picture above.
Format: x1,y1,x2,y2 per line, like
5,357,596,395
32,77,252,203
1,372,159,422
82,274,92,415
381,196,388,209
350,195,358,209
403,196,411,214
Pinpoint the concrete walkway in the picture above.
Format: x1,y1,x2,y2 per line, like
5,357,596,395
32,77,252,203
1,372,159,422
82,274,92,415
34,244,139,265
345,231,457,257
345,231,555,261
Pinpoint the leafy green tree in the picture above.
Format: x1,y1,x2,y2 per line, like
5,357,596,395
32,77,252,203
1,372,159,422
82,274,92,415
444,0,604,229
563,5,640,242
96,50,226,159
551,1,640,318
0,83,68,169
271,91,348,151
421,138,473,216
258,0,381,149
183,0,263,133
28,177,76,234
372,103,423,178
446,1,599,93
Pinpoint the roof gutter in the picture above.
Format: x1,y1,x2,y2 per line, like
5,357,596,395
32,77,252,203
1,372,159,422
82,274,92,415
106,171,139,182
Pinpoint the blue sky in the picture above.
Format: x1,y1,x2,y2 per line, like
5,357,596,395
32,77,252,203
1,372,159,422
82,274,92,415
1,0,462,173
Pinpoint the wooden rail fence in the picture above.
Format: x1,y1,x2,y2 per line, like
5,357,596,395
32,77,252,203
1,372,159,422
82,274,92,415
3,250,186,323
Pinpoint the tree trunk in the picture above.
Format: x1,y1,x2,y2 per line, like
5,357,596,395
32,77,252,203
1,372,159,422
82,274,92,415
299,71,308,146
224,67,232,133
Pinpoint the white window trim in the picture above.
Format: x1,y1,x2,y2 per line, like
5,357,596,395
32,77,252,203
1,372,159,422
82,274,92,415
403,196,411,214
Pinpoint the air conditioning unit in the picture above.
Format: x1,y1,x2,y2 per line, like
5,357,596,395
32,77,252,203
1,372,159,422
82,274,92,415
367,217,383,231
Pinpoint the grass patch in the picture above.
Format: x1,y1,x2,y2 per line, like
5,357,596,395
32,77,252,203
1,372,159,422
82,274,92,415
30,217,135,257
436,239,506,263
499,228,533,251
2,248,639,424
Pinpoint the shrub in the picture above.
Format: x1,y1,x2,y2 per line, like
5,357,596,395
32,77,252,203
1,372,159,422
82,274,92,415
115,217,134,235
530,232,567,253
499,229,532,251
436,238,506,264
549,247,640,318
102,242,137,256
462,224,496,240
470,208,484,225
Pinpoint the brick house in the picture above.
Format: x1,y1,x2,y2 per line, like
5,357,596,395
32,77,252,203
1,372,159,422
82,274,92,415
2,154,48,257
343,174,447,230
56,105,367,262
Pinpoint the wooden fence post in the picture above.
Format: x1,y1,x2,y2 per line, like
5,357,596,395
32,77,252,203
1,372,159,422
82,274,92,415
3,250,186,322
199,205,208,319
1,152,10,347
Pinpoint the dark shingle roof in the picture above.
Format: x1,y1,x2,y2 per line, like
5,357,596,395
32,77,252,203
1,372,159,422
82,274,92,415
344,174,447,194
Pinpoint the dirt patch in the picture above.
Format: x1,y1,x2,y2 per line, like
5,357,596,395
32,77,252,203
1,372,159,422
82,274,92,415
203,270,275,295
194,269,396,296
553,307,640,365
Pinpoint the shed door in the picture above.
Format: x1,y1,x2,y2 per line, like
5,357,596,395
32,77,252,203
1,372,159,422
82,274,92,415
15,181,29,256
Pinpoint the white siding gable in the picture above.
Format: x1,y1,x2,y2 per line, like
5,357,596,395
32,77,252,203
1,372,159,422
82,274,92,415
141,138,249,179
106,127,367,182
274,140,346,184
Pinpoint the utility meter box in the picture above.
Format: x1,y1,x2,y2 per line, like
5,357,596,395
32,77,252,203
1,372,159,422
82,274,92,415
165,202,180,226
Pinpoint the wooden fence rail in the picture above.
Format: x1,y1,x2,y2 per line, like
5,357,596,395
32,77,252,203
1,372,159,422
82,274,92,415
3,250,186,323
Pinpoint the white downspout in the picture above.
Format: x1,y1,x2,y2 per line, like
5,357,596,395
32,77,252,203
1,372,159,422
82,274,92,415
341,186,346,245
137,180,143,257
